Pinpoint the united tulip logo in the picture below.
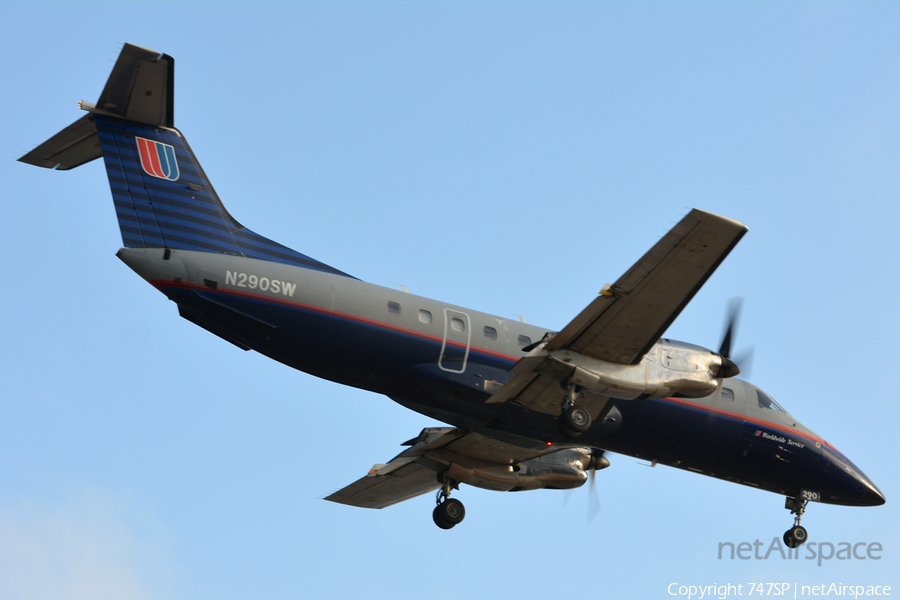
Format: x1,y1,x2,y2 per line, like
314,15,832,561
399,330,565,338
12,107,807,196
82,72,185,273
136,136,180,181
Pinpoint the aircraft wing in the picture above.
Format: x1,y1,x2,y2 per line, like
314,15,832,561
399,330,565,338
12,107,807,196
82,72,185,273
486,209,746,414
324,459,442,509
325,427,555,509
546,209,747,363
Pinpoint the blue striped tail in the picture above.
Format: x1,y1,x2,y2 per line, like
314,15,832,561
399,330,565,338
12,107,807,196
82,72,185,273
19,43,351,278
93,115,348,275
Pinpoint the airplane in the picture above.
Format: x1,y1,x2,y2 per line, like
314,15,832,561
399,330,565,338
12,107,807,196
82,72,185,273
20,43,884,546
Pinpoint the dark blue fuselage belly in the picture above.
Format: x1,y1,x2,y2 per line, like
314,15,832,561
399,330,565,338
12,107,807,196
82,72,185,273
162,282,863,506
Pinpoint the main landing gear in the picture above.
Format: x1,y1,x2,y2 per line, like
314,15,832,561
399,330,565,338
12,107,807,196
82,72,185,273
783,496,809,548
433,475,465,530
560,380,592,437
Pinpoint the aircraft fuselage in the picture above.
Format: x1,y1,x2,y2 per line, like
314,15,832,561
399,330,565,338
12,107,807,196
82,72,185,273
118,247,883,509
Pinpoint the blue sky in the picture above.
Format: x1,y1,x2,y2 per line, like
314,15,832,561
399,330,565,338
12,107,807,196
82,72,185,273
3,2,899,598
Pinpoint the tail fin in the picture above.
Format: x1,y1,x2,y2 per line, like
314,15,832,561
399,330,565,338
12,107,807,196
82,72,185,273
20,43,350,277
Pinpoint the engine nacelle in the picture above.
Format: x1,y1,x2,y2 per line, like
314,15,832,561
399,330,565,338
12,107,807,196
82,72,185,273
543,339,731,400
445,448,598,493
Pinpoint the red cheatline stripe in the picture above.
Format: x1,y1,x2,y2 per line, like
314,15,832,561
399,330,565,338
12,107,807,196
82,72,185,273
149,279,843,454
660,396,840,454
149,280,521,363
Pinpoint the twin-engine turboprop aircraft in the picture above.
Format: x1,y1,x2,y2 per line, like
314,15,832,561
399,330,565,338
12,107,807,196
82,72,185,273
20,44,884,545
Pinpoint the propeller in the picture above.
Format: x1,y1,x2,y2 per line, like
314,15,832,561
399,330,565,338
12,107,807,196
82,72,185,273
715,298,754,379
586,450,609,524
564,449,609,523
718,297,741,360
707,298,754,432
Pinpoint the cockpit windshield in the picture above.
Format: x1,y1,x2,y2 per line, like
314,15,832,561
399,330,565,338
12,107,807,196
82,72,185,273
757,389,787,413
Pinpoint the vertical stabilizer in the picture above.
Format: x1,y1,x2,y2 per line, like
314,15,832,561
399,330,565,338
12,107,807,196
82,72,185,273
95,43,174,127
20,44,351,277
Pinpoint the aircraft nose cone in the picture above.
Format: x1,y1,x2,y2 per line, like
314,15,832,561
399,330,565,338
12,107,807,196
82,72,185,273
841,466,886,506
860,480,886,507
821,445,886,506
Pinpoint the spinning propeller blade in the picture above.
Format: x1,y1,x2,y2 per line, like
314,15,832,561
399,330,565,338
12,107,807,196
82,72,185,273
586,450,608,524
715,298,752,379
718,297,742,359
707,298,754,432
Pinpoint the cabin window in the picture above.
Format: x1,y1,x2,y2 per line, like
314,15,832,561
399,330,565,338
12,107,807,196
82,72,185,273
721,387,734,401
518,334,532,347
450,317,466,332
387,301,401,315
418,309,432,324
757,389,785,412
483,326,498,340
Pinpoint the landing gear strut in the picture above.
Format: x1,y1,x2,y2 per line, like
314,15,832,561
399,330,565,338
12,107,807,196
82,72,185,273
783,496,809,548
433,476,465,530
560,380,592,437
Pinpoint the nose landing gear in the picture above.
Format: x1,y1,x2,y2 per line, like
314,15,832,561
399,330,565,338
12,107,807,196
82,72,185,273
783,496,809,548
433,476,465,530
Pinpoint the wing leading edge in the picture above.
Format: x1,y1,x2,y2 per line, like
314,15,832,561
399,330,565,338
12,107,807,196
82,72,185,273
325,428,564,509
486,209,746,416
546,209,747,364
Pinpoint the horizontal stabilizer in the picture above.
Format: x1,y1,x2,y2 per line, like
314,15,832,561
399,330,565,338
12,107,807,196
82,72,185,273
18,113,101,170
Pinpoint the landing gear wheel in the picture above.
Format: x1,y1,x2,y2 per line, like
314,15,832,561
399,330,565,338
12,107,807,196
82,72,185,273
561,405,592,435
782,495,810,548
433,498,465,529
432,475,465,530
437,498,465,526
433,505,456,529
783,525,808,548
783,530,796,549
